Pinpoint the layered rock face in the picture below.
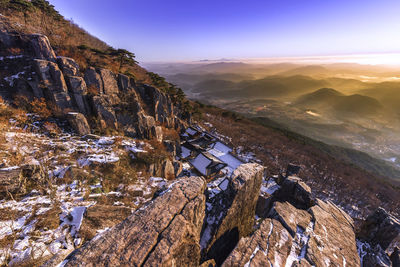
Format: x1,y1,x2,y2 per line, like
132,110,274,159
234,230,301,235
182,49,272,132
0,31,185,140
64,176,206,266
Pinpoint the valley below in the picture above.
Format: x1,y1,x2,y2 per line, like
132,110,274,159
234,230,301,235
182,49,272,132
148,61,400,180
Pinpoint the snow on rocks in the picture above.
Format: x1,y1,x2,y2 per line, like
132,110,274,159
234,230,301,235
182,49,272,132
0,116,160,266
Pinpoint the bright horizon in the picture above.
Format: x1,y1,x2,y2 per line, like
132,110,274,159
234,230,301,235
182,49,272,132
49,0,400,63
144,53,400,66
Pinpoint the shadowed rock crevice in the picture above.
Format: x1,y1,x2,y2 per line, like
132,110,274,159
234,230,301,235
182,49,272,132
206,227,239,266
199,163,264,264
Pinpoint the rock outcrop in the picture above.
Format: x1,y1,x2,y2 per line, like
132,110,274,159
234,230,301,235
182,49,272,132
200,163,264,265
223,175,360,267
29,34,56,61
0,31,184,140
358,207,400,266
64,176,206,266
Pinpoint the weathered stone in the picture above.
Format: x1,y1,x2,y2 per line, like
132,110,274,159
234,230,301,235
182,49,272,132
92,96,118,129
306,199,359,267
67,112,90,135
84,67,103,94
117,73,135,92
201,163,264,265
65,76,87,94
135,84,174,125
57,56,79,76
29,34,56,61
162,159,175,180
268,201,312,236
64,176,206,267
135,113,156,139
98,68,119,95
222,218,292,267
65,76,89,114
34,59,72,110
34,59,68,91
274,176,314,209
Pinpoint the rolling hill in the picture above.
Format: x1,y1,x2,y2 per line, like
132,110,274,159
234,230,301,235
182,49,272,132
295,88,383,117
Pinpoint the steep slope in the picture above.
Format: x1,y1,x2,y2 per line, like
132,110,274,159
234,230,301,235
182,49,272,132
0,1,192,140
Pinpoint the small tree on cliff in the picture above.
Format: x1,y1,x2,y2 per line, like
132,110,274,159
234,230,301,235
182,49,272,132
108,48,137,71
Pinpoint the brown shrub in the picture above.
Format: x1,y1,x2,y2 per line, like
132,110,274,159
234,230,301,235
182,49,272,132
161,126,179,141
134,139,170,166
30,98,51,119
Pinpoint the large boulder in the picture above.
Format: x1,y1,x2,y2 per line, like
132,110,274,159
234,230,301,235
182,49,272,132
29,34,56,61
268,201,312,236
135,85,175,126
161,159,175,180
201,163,264,265
306,199,359,267
117,73,136,92
67,112,91,135
64,176,206,267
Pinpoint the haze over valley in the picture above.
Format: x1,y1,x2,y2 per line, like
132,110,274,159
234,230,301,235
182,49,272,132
147,59,400,175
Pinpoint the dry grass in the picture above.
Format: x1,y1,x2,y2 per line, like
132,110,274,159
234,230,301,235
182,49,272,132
34,203,61,230
134,139,170,167
161,126,180,141
96,152,138,192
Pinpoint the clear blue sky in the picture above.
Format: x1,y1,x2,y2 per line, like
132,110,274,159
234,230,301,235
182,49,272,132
49,0,400,62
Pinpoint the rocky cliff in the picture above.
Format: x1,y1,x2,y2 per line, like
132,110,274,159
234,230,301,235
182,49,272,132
0,29,186,140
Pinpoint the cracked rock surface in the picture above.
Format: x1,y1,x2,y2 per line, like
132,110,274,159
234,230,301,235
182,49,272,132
64,176,206,267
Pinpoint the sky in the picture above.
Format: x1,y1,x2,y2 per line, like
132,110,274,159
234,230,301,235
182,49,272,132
49,0,400,62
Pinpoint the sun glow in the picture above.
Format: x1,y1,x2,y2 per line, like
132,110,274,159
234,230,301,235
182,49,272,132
232,53,400,66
